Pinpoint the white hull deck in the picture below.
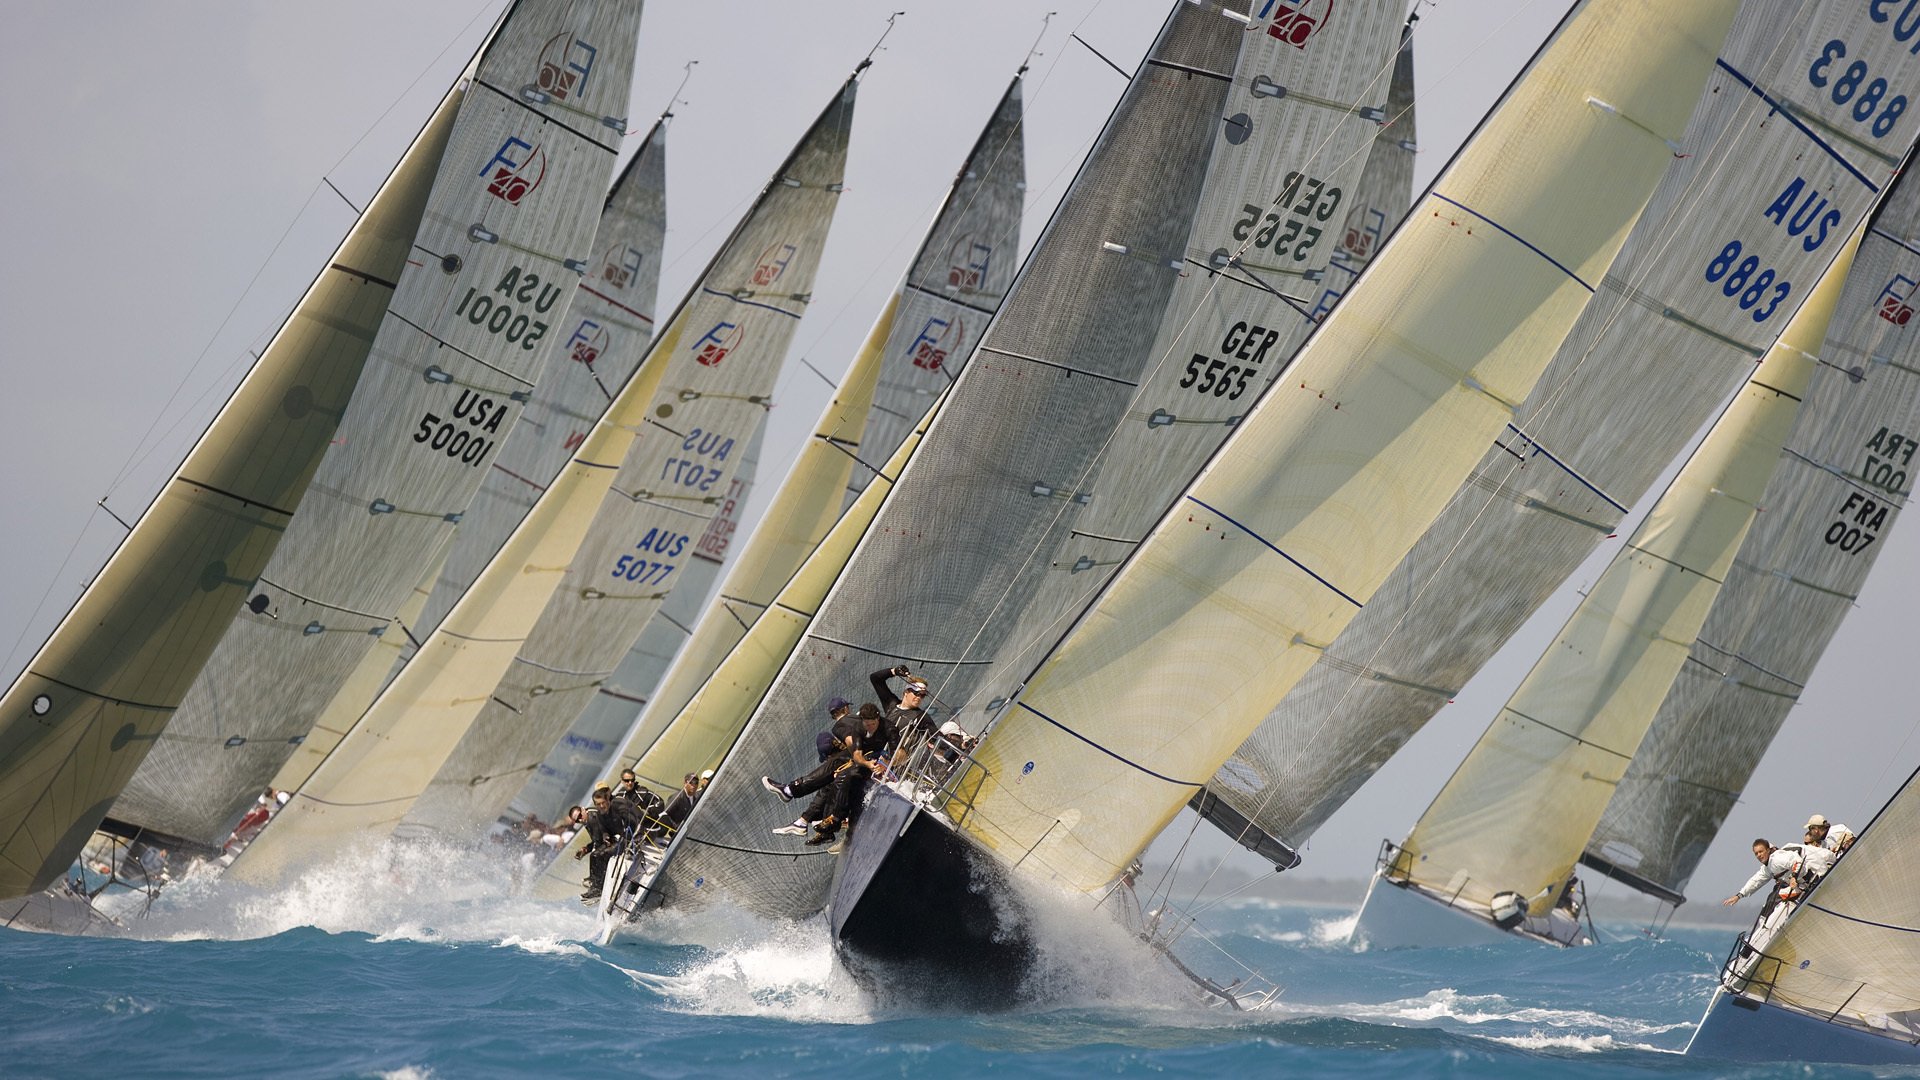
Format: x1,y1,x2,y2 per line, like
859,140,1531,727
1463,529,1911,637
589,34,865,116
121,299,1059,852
1349,871,1589,949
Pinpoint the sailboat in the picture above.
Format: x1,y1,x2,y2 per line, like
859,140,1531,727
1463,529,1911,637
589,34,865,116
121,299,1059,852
1582,164,1920,921
221,64,860,884
0,0,643,927
820,0,1741,1001
1686,762,1920,1064
1353,222,1866,949
1194,0,1920,880
604,0,1411,953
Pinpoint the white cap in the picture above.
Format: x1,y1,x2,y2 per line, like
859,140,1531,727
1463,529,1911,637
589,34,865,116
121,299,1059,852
700,769,715,780
1806,814,1829,828
939,721,963,736
276,791,291,805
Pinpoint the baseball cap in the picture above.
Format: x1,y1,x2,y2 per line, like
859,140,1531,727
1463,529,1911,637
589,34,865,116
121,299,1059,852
827,696,852,713
1806,814,1829,828
939,721,963,736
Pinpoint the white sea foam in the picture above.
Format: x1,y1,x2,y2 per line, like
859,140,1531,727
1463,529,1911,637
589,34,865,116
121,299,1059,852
1310,911,1360,947
373,1067,434,1080
123,837,599,947
617,911,874,1023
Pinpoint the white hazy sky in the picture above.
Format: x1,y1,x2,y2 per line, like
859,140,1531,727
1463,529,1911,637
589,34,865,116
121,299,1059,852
3,0,1916,913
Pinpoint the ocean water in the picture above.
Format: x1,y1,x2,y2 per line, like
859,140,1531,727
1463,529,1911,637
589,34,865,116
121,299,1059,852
0,848,1892,1079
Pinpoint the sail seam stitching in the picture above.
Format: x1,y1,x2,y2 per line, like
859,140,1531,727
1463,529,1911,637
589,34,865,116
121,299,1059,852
698,286,804,319
1711,59,1877,193
979,345,1140,386
1015,701,1204,787
172,477,298,519
801,631,995,665
902,280,1000,316
1430,194,1593,291
473,77,621,155
1185,495,1361,607
1503,706,1632,759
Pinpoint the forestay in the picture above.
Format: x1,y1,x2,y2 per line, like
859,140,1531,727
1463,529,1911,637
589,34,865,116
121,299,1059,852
1586,166,1920,904
1209,0,1920,857
1397,227,1861,918
114,70,659,852
1742,763,1920,1030
392,81,855,844
507,425,760,827
611,75,1027,782
0,0,641,897
645,0,1244,921
957,0,1741,896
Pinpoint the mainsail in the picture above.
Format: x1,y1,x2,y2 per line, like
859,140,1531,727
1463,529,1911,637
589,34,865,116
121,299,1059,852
1585,164,1920,904
642,0,1409,922
111,74,661,852
1204,0,1920,858
223,73,858,882
610,74,1027,781
953,0,1741,896
393,78,857,843
507,425,761,827
1390,226,1862,922
0,0,641,897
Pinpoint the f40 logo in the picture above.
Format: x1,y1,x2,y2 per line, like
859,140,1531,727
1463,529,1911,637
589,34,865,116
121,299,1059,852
693,321,741,367
536,32,597,101
948,237,992,290
482,137,546,205
599,244,644,290
1879,274,1916,326
1258,0,1334,49
752,242,798,288
567,319,609,366
905,315,964,372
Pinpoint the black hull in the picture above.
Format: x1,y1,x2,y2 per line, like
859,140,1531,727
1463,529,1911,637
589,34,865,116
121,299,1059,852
828,783,1035,1009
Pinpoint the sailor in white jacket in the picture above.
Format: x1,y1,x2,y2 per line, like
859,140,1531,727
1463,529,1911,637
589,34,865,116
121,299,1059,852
1723,839,1806,913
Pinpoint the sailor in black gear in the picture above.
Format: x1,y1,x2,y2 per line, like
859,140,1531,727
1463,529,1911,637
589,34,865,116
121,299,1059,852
575,786,641,901
872,665,931,754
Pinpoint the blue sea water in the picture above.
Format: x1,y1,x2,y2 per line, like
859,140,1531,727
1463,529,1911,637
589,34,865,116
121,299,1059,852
0,854,1901,1079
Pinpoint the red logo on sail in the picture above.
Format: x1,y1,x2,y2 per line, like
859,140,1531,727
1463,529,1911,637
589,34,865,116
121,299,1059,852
599,244,645,290
751,242,798,288
947,236,993,290
692,321,742,367
1879,275,1916,326
904,315,964,372
535,33,598,101
481,137,546,205
567,319,610,366
1257,0,1334,49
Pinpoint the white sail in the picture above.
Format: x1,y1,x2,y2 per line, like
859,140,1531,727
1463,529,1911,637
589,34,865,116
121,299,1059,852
1586,164,1920,904
395,82,856,843
1394,227,1861,922
223,76,858,883
955,0,1741,896
610,75,1027,779
531,399,940,902
112,78,661,852
506,424,760,827
0,0,642,897
1207,0,1920,856
1730,763,1920,1037
642,0,1408,922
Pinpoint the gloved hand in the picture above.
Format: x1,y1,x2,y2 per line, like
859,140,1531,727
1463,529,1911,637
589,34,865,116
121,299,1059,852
891,664,911,678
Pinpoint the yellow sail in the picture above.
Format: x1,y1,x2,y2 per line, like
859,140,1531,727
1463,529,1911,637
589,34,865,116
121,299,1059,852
956,0,1741,894
226,314,682,883
1397,228,1862,916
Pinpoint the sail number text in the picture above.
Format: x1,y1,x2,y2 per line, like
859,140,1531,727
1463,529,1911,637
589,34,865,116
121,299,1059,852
1181,320,1283,401
451,265,564,350
659,427,736,494
1826,427,1913,555
1809,39,1908,137
611,527,687,586
1700,175,1850,324
1231,171,1342,263
411,389,509,467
